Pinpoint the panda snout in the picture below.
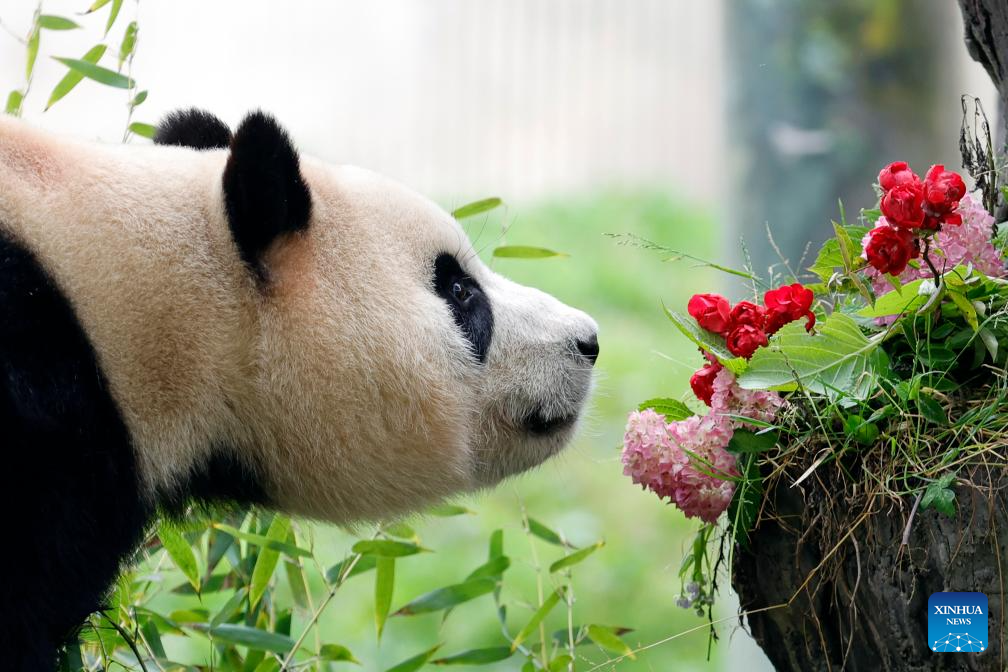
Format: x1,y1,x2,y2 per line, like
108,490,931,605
573,334,599,366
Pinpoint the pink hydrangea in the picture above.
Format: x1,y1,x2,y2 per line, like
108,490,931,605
709,367,784,428
621,409,738,523
864,193,1005,298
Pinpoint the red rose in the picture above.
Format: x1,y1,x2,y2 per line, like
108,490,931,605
880,181,925,229
878,161,919,192
729,301,765,330
763,283,816,334
687,293,731,335
863,224,916,276
690,362,722,406
726,324,768,359
923,164,966,224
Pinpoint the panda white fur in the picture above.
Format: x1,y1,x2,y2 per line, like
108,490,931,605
0,109,598,670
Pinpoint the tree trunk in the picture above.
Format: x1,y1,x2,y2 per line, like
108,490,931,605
960,1,1008,144
732,466,1007,671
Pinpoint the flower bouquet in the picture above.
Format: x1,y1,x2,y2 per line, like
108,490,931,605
622,117,1008,670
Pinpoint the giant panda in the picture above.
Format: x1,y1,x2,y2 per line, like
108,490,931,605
0,108,599,671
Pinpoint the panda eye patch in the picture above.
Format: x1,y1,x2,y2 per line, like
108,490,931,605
433,253,494,363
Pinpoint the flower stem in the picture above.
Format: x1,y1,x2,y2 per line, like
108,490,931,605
921,237,941,280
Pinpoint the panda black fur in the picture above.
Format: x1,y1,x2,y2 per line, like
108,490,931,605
0,109,599,670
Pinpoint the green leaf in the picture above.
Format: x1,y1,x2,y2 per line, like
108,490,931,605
921,475,956,517
452,197,501,219
210,586,248,627
395,578,495,615
511,588,564,652
726,429,778,454
26,29,40,80
211,523,313,558
466,555,510,581
383,522,418,541
104,0,124,36
947,288,979,331
492,246,567,259
46,45,107,110
158,523,200,593
386,644,442,672
428,503,475,516
38,15,80,30
119,21,138,68
285,560,309,609
128,121,156,139
432,647,513,665
85,0,112,12
637,397,693,420
5,90,24,115
587,625,636,660
738,313,886,400
527,518,567,547
808,226,869,281
375,557,395,638
549,655,573,671
857,278,927,318
130,89,147,107
728,454,762,550
664,307,747,374
352,539,427,557
488,529,504,558
207,624,296,654
326,554,377,583
52,56,135,89
250,515,290,608
320,644,360,664
549,541,604,573
916,394,947,425
139,618,166,659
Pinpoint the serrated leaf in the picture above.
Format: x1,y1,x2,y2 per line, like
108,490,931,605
432,647,513,665
452,197,501,219
857,278,927,318
158,523,200,593
206,624,295,654
5,90,24,115
549,541,604,573
637,397,693,420
386,644,442,672
320,644,360,664
921,476,956,517
250,515,290,608
352,539,427,557
45,44,107,110
119,21,137,68
587,625,636,660
395,578,495,615
375,557,395,638
737,313,885,400
39,15,80,30
493,246,567,259
808,226,870,281
664,307,747,374
511,589,564,652
104,0,123,35
52,56,134,89
128,121,156,139
211,523,313,558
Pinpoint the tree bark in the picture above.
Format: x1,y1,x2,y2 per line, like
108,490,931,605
732,466,1008,671
960,1,1008,143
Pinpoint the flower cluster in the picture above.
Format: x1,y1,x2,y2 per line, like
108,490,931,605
863,162,967,276
621,368,783,523
688,284,814,405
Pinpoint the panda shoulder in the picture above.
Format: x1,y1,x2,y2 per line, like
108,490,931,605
154,108,232,150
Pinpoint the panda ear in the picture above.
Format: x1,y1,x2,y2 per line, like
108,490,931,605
222,111,312,276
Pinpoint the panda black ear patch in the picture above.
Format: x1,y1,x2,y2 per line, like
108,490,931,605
154,108,232,150
222,111,312,275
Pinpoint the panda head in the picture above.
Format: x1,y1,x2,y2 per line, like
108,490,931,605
154,109,599,521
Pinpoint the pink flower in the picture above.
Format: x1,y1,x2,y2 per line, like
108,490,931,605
710,367,784,429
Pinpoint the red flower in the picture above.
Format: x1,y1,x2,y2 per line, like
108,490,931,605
880,181,925,229
878,161,919,192
763,283,816,334
729,301,765,330
690,362,722,406
923,164,966,225
687,293,731,335
726,324,768,359
863,224,917,276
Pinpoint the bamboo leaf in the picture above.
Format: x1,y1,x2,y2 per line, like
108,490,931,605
352,539,428,557
427,503,475,517
211,523,313,558
85,0,113,13
320,644,360,664
452,197,501,219
737,313,886,400
586,625,636,660
385,644,442,672
395,578,495,615
527,518,568,547
26,29,40,80
432,647,513,665
375,557,395,638
128,121,156,139
206,624,295,654
549,542,604,573
52,56,134,89
5,90,24,115
465,555,510,581
130,89,147,106
511,588,564,652
325,554,377,583
104,0,123,36
249,515,290,608
285,560,309,609
158,523,200,593
493,245,567,260
46,44,107,110
118,21,137,68
38,15,80,30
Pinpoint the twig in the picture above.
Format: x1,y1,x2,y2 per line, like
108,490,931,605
901,492,923,547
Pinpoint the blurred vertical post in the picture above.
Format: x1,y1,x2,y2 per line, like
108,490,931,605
725,0,972,281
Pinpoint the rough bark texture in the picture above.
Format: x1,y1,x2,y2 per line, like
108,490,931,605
732,466,1008,671
960,1,1008,141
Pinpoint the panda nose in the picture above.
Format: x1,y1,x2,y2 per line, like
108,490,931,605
574,334,599,366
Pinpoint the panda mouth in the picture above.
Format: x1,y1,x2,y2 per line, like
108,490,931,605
523,409,578,436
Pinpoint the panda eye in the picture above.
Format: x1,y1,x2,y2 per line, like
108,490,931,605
451,281,472,304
